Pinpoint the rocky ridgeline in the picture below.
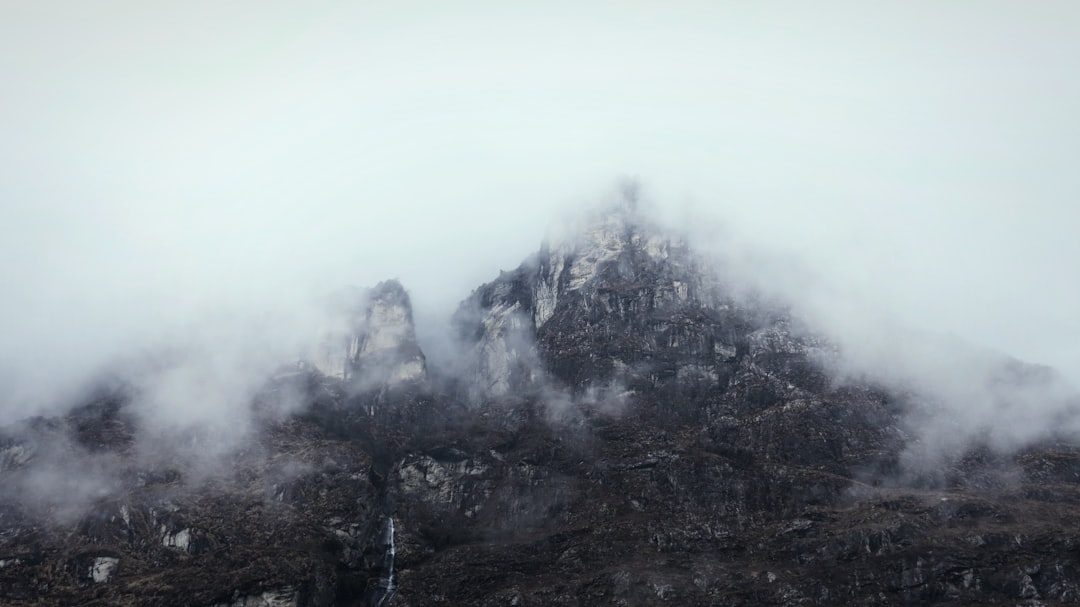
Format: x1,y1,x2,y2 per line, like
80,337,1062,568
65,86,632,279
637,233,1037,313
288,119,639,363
3,202,1080,606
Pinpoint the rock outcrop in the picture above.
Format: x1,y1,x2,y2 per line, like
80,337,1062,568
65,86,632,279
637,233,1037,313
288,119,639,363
311,280,427,393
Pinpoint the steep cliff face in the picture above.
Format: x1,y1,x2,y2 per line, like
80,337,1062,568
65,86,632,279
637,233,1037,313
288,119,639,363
311,280,427,393
3,204,1080,606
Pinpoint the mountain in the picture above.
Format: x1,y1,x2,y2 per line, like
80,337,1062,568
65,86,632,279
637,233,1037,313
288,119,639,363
2,201,1080,606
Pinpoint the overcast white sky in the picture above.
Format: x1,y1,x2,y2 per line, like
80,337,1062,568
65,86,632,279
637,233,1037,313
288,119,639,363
2,1,1079,416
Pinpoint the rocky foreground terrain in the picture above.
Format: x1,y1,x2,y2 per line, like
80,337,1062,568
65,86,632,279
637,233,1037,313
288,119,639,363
3,202,1080,606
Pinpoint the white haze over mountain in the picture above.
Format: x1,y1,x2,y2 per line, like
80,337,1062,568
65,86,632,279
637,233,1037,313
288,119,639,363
1,2,1079,465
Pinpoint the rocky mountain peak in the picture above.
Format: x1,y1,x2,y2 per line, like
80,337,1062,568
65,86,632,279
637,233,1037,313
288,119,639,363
534,200,711,326
455,202,762,400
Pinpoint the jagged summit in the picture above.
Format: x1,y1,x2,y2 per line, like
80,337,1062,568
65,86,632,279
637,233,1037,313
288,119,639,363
535,200,703,326
455,201,756,399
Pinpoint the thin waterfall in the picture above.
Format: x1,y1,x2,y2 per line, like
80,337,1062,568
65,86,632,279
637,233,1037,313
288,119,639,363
374,517,396,607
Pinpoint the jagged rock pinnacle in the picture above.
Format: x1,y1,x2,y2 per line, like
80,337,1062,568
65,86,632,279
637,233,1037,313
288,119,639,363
311,279,427,392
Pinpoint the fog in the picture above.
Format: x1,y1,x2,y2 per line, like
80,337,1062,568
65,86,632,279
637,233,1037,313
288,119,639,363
2,1,1079,465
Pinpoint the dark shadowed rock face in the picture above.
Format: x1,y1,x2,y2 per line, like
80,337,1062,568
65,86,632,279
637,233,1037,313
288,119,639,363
4,206,1080,606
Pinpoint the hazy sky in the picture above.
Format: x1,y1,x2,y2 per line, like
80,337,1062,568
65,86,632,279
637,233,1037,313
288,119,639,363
2,1,1079,415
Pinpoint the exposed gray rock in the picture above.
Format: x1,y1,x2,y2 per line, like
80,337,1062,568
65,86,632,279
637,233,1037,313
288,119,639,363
89,556,118,583
310,280,427,393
